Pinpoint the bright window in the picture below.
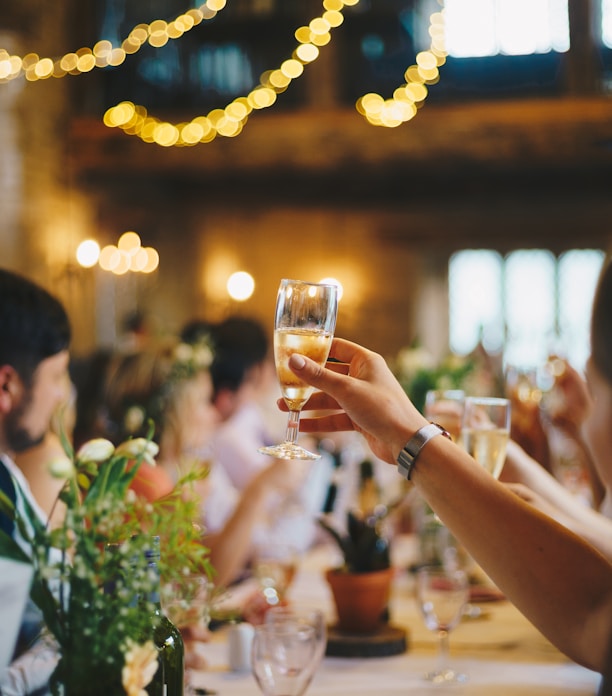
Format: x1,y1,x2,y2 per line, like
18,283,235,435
449,249,605,370
444,0,570,57
603,0,612,47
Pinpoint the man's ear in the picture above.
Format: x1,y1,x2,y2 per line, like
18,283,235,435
0,365,22,414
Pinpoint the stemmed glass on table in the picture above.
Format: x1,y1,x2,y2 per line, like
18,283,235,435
253,543,299,607
416,565,469,684
251,622,318,696
161,575,214,695
259,279,338,461
265,605,327,668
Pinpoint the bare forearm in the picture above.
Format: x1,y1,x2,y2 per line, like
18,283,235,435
413,436,612,671
502,441,612,561
205,481,269,587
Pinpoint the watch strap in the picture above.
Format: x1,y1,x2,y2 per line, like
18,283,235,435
397,422,451,481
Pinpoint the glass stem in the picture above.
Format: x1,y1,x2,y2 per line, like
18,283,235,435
438,629,450,674
285,410,301,446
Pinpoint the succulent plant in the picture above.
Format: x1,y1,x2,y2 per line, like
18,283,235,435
318,509,391,574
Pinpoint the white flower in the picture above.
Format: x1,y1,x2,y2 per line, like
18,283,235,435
122,640,159,696
76,438,115,464
396,346,436,377
174,343,194,363
193,343,213,368
115,438,159,466
124,405,146,434
48,455,75,479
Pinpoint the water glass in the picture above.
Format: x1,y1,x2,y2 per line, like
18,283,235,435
265,605,327,666
424,389,465,442
252,623,318,696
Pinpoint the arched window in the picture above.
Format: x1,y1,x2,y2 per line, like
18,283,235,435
449,249,605,370
444,0,570,57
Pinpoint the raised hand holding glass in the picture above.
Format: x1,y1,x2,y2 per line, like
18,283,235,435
259,279,338,460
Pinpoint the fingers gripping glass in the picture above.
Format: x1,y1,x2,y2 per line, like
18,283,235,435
259,279,338,461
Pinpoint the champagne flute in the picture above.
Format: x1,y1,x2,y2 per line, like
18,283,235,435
416,565,469,684
424,389,465,442
253,543,298,606
265,605,327,667
461,396,511,479
251,623,318,696
259,279,338,460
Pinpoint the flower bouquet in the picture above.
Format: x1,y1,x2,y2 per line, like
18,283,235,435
0,428,212,696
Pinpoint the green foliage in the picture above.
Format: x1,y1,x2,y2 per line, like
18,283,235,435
394,346,475,412
0,430,212,693
318,510,391,574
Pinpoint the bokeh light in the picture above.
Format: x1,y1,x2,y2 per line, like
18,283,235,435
227,271,255,301
75,240,101,268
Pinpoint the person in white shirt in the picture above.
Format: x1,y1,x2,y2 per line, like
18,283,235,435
204,317,330,551
0,268,72,696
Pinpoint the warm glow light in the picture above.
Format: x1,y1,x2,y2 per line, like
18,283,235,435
102,0,358,146
118,231,142,254
0,1,228,84
319,277,344,301
227,271,255,301
356,10,447,128
99,245,121,271
141,247,159,273
130,247,149,271
112,251,131,275
76,240,100,268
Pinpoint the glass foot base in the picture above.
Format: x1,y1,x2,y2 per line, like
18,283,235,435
258,443,321,460
424,668,468,684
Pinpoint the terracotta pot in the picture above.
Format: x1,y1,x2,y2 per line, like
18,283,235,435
325,566,394,634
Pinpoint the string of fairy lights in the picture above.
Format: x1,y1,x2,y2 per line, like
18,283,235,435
0,1,227,83
0,0,446,141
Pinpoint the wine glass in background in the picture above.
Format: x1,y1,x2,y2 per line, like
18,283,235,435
424,389,465,442
259,279,338,460
265,605,327,668
252,623,318,696
461,396,511,479
416,565,469,684
161,575,214,693
253,543,298,607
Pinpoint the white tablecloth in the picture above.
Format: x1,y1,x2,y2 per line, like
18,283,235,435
190,537,601,696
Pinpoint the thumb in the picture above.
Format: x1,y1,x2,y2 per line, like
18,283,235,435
289,353,329,387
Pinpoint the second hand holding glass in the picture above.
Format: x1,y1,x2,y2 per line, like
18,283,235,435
259,279,338,461
461,396,511,479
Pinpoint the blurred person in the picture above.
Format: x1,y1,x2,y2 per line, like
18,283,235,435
500,439,612,561
14,375,75,531
279,258,612,687
102,338,309,589
189,316,330,552
0,268,72,695
69,347,116,450
543,357,605,509
205,316,280,489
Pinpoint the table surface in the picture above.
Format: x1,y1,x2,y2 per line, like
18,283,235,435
190,536,601,696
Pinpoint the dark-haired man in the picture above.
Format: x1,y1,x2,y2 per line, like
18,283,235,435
0,268,71,695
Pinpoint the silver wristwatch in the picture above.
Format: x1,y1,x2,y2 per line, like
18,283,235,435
397,422,452,481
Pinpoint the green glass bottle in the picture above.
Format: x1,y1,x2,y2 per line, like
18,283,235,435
144,537,185,696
